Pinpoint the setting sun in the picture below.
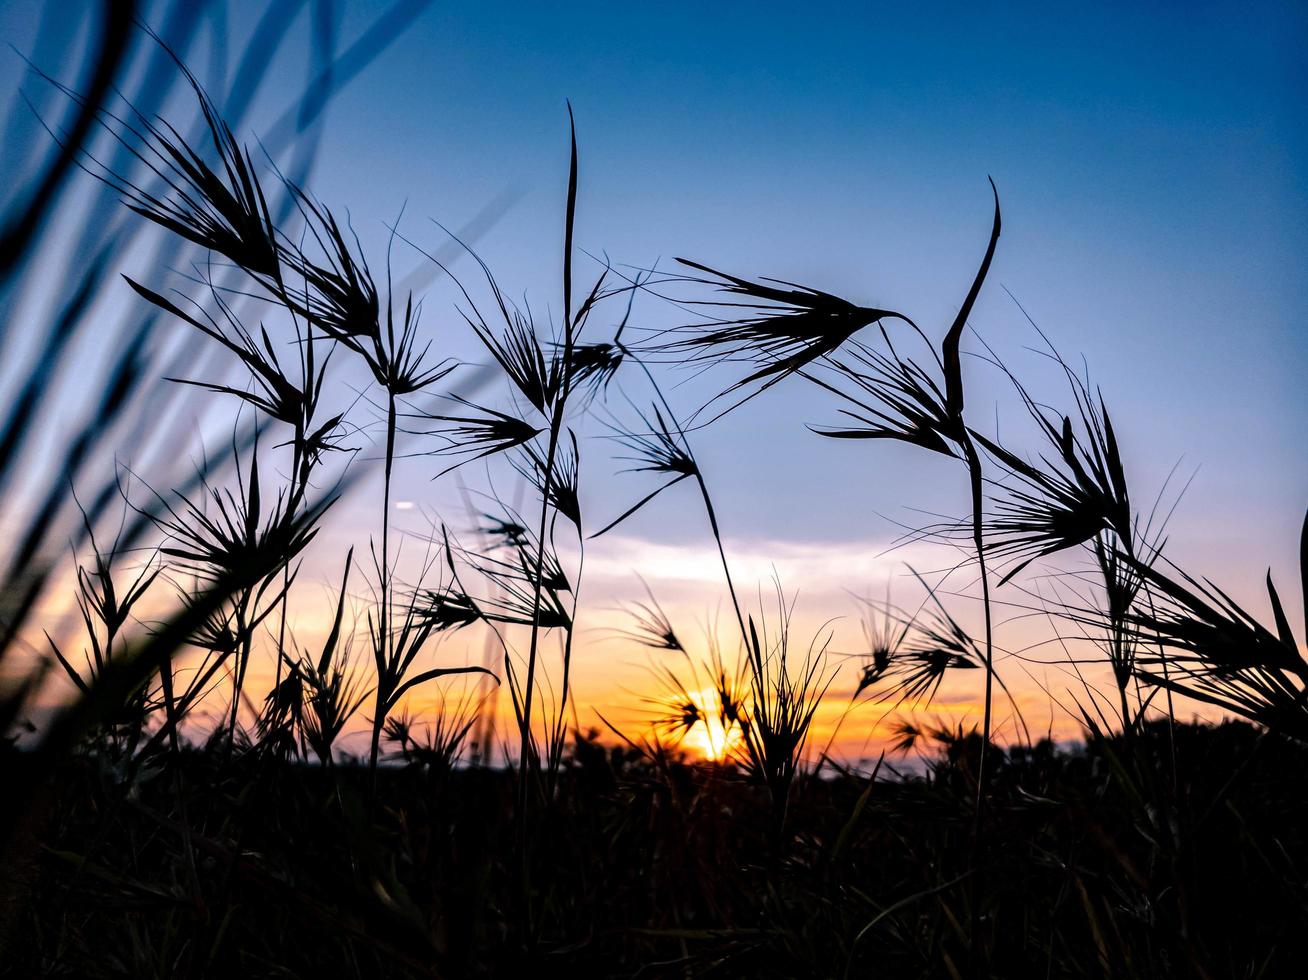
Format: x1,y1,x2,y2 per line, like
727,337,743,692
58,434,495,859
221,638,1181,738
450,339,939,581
680,687,744,762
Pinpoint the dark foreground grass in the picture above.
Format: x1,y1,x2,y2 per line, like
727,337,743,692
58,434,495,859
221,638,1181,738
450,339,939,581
4,719,1304,978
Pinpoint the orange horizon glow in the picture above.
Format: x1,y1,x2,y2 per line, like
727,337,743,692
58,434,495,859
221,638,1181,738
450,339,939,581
678,685,745,761
13,530,1239,766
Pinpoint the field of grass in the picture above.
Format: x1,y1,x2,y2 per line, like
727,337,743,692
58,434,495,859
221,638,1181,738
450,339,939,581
5,721,1306,976
2,7,1306,977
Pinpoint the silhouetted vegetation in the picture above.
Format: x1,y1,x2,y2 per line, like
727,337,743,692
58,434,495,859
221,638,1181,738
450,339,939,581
6,721,1307,977
2,7,1305,977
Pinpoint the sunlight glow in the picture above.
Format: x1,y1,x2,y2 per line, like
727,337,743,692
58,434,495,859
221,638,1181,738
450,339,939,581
680,686,744,762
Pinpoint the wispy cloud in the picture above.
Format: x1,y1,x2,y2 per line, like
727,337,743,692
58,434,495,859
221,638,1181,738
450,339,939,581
586,532,941,602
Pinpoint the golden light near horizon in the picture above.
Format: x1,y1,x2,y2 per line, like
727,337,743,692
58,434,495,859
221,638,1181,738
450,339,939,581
679,686,744,762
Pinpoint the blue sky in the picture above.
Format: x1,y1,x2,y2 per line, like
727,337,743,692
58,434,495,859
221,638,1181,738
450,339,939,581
299,1,1308,575
313,0,1308,741
3,1,1305,749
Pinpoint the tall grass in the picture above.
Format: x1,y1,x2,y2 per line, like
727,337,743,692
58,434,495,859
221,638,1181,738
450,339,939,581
2,12,1305,976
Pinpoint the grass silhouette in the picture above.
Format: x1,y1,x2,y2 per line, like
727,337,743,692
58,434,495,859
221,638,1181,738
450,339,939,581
2,9,1306,977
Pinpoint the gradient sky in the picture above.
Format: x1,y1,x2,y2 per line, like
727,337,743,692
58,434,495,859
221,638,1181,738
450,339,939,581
5,2,1306,760
305,0,1308,558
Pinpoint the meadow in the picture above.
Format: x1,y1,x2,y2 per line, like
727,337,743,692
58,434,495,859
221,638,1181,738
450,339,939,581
1,6,1305,977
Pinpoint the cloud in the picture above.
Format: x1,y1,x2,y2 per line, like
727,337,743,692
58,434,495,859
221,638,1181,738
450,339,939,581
585,532,943,605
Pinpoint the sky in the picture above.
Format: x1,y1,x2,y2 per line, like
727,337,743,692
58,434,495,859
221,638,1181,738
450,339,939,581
4,1,1306,762
304,0,1307,565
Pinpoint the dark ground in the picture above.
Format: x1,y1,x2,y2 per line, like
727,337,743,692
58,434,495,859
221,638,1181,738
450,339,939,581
2,720,1305,978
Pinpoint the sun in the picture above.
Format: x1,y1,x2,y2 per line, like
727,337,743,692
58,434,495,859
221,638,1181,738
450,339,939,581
680,687,743,762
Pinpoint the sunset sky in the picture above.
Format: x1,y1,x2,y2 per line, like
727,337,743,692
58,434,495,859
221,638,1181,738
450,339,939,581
4,2,1305,762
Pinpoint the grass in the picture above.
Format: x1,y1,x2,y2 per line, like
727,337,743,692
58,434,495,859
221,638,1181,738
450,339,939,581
6,720,1306,977
2,12,1307,978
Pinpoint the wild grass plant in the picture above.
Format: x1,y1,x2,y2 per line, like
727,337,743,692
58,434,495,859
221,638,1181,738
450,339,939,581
1,9,1306,977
